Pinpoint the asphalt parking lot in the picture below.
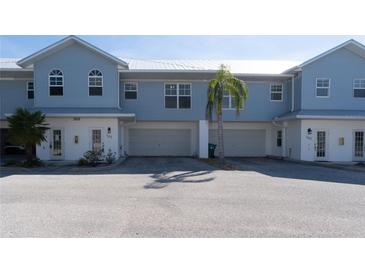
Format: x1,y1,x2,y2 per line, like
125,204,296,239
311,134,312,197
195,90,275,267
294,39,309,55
0,157,364,237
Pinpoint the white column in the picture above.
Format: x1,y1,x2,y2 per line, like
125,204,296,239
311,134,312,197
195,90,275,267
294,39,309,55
199,120,209,158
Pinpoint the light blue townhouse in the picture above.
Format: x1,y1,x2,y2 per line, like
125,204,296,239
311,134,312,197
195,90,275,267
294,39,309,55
0,36,364,162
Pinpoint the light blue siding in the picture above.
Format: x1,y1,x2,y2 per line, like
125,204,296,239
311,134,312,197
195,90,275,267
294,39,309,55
120,80,291,121
0,80,33,118
301,47,365,110
294,72,302,111
33,43,119,108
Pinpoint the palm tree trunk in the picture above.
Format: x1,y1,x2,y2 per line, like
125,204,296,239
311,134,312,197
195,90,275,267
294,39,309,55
217,112,224,164
25,144,33,162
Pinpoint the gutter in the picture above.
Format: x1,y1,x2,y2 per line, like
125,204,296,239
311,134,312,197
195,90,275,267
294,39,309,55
119,69,294,78
291,75,295,112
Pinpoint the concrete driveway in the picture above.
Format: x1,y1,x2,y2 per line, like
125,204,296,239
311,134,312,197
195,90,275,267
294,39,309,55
1,157,365,237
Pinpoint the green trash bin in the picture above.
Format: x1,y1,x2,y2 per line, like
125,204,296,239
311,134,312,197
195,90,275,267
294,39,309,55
208,143,217,158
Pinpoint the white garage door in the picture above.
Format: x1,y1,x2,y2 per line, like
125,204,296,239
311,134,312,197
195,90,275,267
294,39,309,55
209,129,266,157
128,129,191,156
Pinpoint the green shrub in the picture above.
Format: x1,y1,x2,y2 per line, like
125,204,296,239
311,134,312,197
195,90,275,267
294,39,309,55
3,160,18,167
105,149,116,164
82,150,102,166
78,158,89,166
22,158,43,168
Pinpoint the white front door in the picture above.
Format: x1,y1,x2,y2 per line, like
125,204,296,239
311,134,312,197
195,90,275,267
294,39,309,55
353,130,365,161
314,130,327,161
50,128,64,160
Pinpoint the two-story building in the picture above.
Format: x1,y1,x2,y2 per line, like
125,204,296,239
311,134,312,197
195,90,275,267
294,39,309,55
0,36,364,162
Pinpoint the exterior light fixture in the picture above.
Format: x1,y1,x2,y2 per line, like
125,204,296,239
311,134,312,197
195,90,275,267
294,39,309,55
307,128,312,135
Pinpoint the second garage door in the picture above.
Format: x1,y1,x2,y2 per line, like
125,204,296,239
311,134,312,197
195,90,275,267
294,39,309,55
209,129,266,157
128,128,192,156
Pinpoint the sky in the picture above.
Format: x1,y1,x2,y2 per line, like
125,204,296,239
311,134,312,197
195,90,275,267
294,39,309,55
1,35,365,62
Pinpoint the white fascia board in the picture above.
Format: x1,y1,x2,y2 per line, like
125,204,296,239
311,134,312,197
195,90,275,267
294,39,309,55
119,69,294,77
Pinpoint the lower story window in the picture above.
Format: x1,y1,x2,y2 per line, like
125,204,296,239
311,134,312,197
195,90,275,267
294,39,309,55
277,130,282,147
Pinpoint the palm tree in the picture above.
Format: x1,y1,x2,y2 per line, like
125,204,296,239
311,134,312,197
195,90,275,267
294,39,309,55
6,108,49,162
206,64,249,163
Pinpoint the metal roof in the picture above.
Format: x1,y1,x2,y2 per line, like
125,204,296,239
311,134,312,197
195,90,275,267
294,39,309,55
1,57,299,74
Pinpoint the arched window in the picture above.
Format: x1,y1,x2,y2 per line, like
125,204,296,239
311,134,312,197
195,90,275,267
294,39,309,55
88,69,103,96
49,69,63,96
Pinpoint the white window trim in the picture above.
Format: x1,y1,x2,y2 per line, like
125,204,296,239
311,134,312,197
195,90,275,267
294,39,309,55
270,83,283,102
222,93,245,110
49,68,64,96
353,78,365,98
26,80,34,100
164,82,192,109
315,78,330,98
124,81,138,100
88,69,103,96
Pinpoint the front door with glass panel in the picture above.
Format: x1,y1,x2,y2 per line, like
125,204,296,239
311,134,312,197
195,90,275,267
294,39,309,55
51,129,64,160
315,130,327,161
91,129,102,153
353,131,365,161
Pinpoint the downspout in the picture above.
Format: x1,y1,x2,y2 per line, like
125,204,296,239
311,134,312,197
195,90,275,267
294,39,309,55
291,75,295,112
118,70,122,110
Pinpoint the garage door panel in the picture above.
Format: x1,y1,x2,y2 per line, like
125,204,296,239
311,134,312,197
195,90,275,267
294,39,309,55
209,129,265,157
129,129,191,156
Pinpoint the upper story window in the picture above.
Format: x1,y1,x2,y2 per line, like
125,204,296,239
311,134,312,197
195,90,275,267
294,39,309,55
27,81,34,99
124,82,138,100
353,79,365,98
316,78,330,97
165,83,191,109
270,84,283,101
49,69,63,96
88,70,103,96
222,92,236,109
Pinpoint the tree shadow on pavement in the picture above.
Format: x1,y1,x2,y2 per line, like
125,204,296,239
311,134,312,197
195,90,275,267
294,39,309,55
145,170,215,189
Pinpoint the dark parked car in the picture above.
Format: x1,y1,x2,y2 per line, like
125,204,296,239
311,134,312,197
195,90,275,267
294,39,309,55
3,143,25,155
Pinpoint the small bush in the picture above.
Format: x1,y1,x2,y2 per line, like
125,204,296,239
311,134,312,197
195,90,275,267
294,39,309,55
78,158,89,166
105,149,116,164
82,150,102,166
3,160,18,167
22,158,43,168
